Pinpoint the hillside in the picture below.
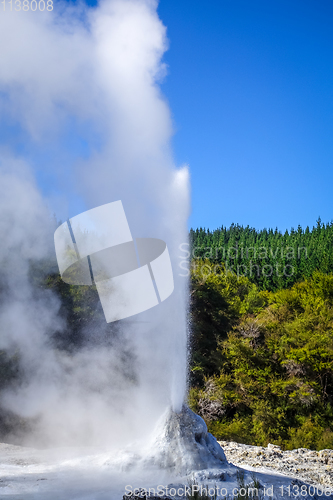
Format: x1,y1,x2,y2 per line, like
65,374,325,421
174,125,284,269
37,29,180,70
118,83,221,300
0,221,332,451
189,262,333,450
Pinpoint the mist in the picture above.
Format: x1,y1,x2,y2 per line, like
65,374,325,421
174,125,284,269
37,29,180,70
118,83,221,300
0,0,190,450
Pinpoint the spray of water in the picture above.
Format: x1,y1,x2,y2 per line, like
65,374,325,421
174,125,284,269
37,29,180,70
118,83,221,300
0,0,190,450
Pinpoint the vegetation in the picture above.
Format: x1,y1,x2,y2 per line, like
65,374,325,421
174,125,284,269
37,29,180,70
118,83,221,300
189,218,333,292
188,259,333,450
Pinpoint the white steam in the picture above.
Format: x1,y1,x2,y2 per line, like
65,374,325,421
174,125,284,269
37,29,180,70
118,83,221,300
0,0,190,448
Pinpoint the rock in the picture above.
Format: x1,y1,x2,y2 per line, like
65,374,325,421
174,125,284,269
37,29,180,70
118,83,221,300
143,405,228,475
267,443,281,451
218,440,333,487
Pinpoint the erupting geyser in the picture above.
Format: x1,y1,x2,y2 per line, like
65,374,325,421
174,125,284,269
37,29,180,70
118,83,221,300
0,0,249,498
144,405,227,475
0,0,191,451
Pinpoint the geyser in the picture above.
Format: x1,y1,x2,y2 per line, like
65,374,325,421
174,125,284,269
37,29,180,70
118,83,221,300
0,2,230,497
144,405,227,475
0,0,190,449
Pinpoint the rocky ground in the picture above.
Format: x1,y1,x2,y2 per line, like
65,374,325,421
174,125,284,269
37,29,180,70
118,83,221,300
219,440,333,488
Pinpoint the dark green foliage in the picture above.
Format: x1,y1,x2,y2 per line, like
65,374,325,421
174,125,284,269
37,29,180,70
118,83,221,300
45,272,103,349
189,260,267,385
189,259,267,432
0,351,19,390
0,351,22,437
31,257,121,351
189,219,333,292
189,270,333,450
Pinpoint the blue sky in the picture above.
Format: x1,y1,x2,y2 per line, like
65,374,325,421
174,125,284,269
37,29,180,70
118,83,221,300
1,0,332,233
157,0,333,231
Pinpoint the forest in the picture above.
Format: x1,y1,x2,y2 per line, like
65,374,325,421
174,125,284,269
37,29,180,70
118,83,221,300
188,219,333,449
0,219,332,450
188,218,333,291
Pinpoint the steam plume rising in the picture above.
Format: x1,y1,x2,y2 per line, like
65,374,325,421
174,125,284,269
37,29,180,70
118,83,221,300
0,0,190,448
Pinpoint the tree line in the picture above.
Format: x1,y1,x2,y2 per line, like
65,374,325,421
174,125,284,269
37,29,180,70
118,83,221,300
189,218,333,291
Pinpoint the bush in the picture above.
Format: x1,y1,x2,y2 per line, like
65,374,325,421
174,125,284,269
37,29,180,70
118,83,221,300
285,418,333,451
189,271,333,450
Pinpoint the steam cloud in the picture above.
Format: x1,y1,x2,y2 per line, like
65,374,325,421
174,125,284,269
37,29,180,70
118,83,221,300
0,0,190,449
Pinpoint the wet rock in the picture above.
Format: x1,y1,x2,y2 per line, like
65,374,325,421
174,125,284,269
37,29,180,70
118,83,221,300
143,405,228,475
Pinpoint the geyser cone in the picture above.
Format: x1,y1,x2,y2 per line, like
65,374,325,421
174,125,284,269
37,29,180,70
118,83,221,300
144,405,227,475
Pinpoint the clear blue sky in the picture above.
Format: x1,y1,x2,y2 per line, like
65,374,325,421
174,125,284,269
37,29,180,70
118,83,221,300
157,0,333,232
